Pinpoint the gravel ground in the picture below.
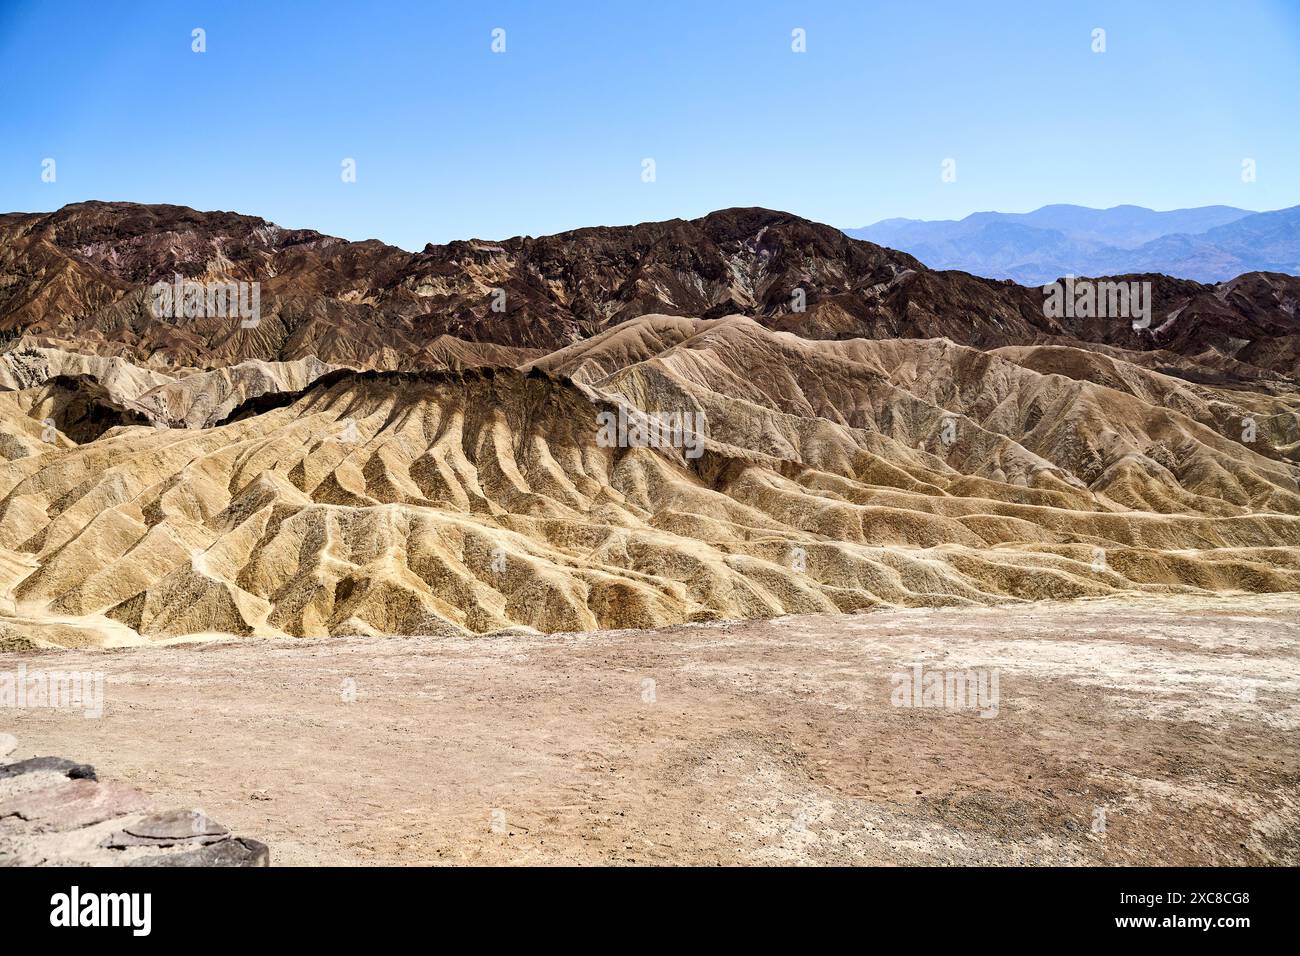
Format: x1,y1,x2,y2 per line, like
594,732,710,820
2,593,1297,866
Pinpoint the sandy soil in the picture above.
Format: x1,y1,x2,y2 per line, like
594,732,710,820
2,593,1298,866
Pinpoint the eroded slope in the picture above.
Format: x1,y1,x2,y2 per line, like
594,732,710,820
0,316,1296,647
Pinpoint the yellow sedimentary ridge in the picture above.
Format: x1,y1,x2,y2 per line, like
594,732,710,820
0,315,1297,648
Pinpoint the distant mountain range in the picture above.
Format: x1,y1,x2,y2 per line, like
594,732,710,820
846,204,1300,284
4,202,1299,377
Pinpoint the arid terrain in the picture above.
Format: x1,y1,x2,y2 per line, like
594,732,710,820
4,595,1297,865
1,202,1297,866
1,304,1297,645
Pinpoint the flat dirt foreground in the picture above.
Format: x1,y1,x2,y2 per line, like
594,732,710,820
3,594,1298,865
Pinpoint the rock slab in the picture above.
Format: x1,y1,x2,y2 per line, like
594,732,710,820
0,755,269,866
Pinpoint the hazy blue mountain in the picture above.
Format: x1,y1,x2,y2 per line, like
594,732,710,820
993,204,1254,248
844,204,1300,284
1111,206,1300,280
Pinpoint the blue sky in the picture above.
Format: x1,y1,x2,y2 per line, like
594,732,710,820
2,0,1298,249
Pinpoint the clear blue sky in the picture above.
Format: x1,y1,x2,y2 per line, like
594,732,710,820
2,0,1298,250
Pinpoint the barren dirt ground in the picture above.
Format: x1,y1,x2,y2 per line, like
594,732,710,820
3,594,1298,866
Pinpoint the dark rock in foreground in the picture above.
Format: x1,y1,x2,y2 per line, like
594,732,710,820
0,754,269,866
0,756,97,781
129,836,270,867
